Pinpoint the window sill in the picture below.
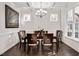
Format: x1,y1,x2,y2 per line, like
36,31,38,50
64,36,79,42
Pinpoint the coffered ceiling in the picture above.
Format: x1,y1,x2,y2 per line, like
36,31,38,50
10,2,78,9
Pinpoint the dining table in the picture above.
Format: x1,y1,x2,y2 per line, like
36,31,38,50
37,36,43,50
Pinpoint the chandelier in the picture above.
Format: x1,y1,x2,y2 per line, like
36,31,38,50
27,2,54,18
35,8,47,18
35,2,48,18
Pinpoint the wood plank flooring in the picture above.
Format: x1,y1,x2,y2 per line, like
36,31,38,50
1,42,79,56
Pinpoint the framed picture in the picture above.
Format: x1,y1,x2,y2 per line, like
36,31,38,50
50,14,58,22
5,5,19,28
24,14,31,21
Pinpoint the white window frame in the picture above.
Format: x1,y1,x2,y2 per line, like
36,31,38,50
65,5,79,42
66,9,74,37
74,5,79,38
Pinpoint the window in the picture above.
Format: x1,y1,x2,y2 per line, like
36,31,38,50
67,9,73,37
74,6,79,38
24,14,31,21
50,14,58,22
66,5,79,41
67,23,73,37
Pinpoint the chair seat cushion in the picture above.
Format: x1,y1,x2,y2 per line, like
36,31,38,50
21,40,24,43
53,39,57,42
29,44,37,46
43,44,52,46
21,39,27,43
29,41,38,46
44,39,51,44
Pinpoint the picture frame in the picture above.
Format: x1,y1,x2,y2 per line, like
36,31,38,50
50,14,58,22
5,5,19,28
24,14,31,21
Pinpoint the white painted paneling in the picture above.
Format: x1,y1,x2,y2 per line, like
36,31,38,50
0,32,19,55
0,2,20,55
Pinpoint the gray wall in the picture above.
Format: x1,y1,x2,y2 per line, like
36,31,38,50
20,8,61,35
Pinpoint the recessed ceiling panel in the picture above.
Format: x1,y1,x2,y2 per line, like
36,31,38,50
29,2,54,8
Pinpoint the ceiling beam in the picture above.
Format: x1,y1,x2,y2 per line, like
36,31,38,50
26,2,30,7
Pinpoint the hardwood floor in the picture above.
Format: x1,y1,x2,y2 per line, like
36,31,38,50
1,42,79,56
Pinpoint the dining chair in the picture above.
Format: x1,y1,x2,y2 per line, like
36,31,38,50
52,36,59,53
27,33,38,51
52,30,62,52
42,33,53,51
18,30,27,51
56,30,62,51
56,30,62,42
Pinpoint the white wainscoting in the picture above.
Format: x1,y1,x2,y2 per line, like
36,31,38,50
0,32,19,55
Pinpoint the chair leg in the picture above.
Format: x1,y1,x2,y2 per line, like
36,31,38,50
19,43,22,50
52,42,58,53
27,44,30,53
52,44,53,52
42,45,44,51
52,42,55,52
37,44,39,51
56,42,59,53
19,42,21,49
23,42,26,51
